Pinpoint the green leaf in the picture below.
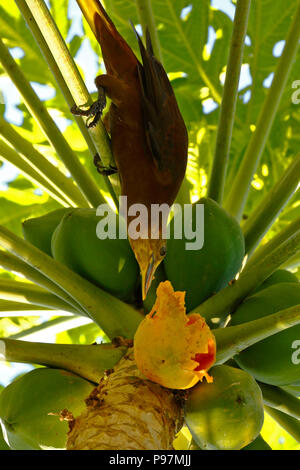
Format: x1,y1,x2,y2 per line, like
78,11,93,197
0,191,60,236
0,316,40,339
262,410,300,450
245,0,298,124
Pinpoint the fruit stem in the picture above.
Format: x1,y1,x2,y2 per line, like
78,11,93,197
265,406,300,443
16,0,118,208
208,0,251,204
242,153,300,255
245,215,300,271
214,303,300,364
135,0,163,63
0,250,86,315
224,1,300,221
0,338,127,383
192,229,300,325
0,224,143,339
0,278,81,314
258,382,300,420
0,37,103,208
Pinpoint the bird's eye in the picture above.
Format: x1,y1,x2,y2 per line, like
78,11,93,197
160,246,167,257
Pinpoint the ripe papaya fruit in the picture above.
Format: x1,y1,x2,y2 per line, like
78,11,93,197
134,281,216,390
253,269,298,294
51,208,140,302
184,365,264,450
22,208,72,256
164,198,245,312
0,368,94,450
230,282,300,386
242,434,272,450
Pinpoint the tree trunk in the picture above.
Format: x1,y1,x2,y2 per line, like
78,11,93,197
66,348,184,450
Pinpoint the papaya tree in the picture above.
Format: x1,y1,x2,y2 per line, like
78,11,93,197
0,0,300,450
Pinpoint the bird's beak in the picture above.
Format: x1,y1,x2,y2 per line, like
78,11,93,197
142,254,156,300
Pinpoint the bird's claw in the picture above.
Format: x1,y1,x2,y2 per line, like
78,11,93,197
93,153,118,175
97,164,118,176
71,87,107,128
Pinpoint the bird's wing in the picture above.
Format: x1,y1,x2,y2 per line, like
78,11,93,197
133,27,181,172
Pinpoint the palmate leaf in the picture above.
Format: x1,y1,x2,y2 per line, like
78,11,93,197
0,316,41,339
244,0,298,125
0,0,84,88
0,175,60,236
0,0,54,85
56,321,106,345
225,0,300,219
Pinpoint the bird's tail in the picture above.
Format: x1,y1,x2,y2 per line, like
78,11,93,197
76,0,138,77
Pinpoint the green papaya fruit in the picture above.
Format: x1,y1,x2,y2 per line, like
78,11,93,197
0,368,94,450
22,208,72,256
143,263,167,313
253,269,298,294
51,208,140,302
189,433,272,451
242,434,272,450
184,365,264,450
230,282,300,386
164,198,245,312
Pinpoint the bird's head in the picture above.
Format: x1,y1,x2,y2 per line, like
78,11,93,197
129,237,167,300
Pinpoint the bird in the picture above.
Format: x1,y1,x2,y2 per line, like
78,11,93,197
72,0,188,299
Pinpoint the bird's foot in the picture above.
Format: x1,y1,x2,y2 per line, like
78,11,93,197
70,86,107,128
93,153,118,176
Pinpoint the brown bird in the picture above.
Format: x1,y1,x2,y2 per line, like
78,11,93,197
72,0,188,299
